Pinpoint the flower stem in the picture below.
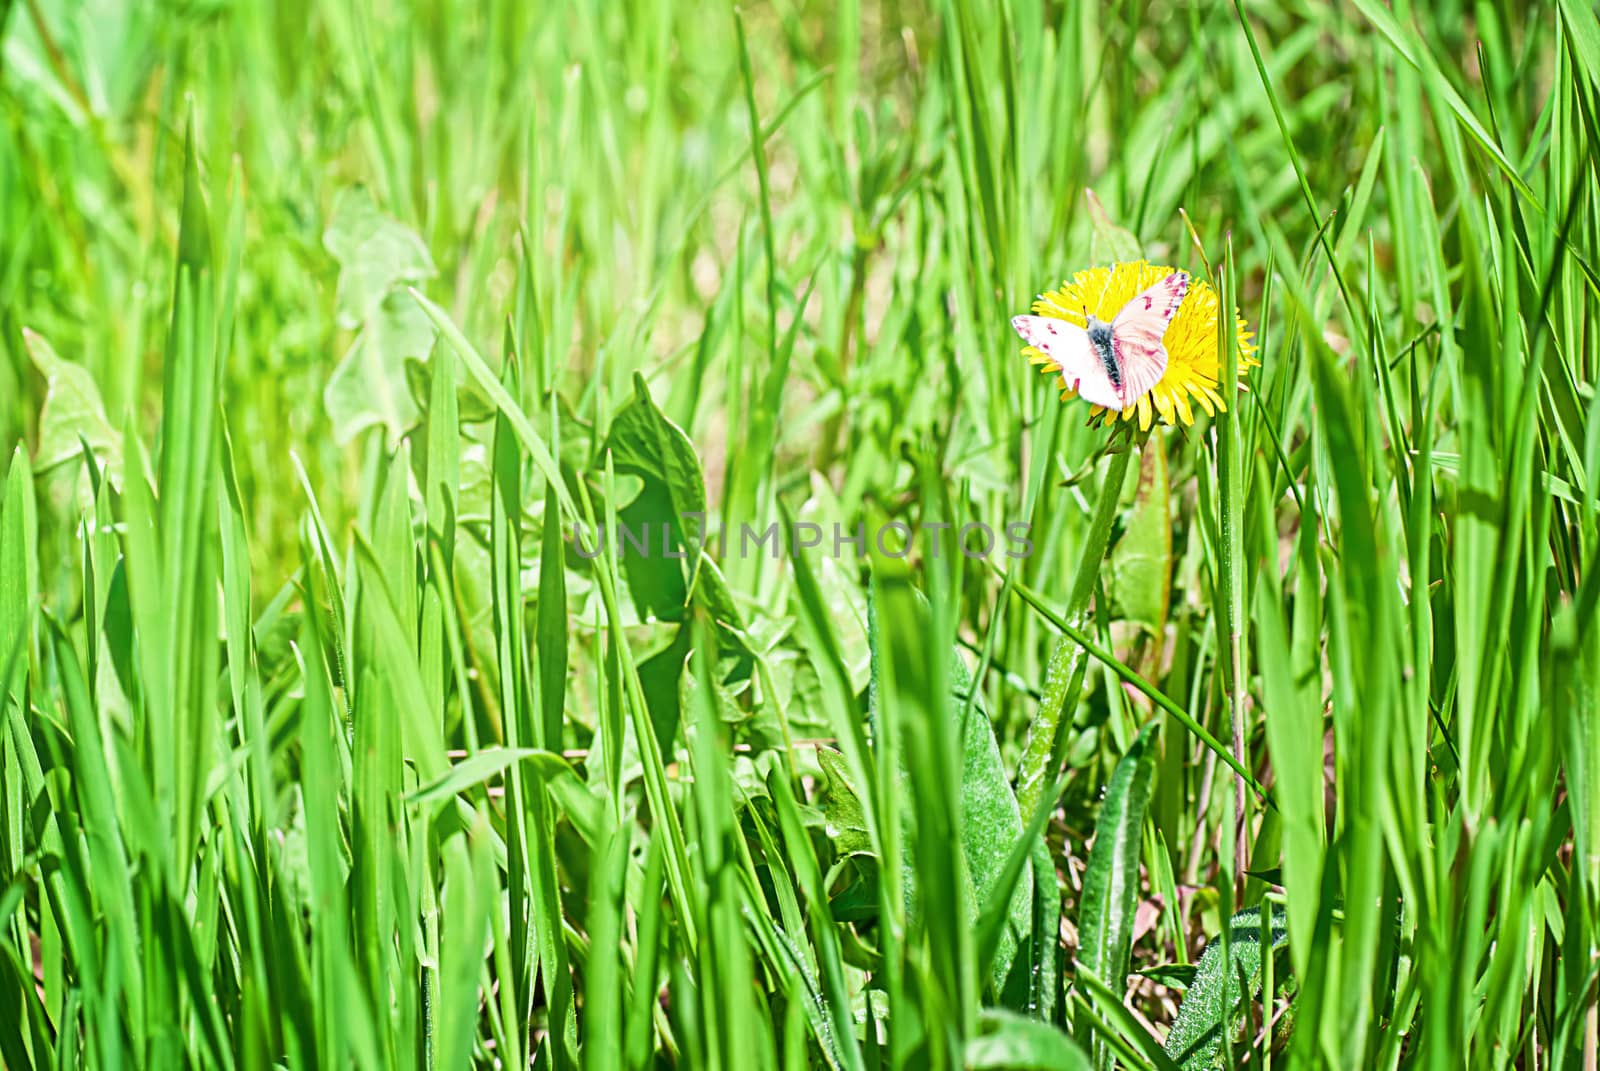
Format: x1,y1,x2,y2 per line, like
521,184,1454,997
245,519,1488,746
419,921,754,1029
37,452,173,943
1015,441,1134,820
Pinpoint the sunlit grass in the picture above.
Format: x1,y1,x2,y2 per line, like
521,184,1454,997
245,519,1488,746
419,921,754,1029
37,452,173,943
1,1,1597,1067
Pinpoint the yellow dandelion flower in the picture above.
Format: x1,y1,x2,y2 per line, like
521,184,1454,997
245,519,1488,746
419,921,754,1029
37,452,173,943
1020,260,1258,430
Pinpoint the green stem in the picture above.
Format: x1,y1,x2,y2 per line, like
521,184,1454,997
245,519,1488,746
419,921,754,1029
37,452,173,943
1015,441,1134,820
997,567,1271,806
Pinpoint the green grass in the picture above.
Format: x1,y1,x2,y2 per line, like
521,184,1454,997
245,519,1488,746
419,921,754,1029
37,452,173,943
2,0,1598,1067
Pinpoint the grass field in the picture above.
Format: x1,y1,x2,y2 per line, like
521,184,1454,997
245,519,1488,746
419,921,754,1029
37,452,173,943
3,0,1599,1067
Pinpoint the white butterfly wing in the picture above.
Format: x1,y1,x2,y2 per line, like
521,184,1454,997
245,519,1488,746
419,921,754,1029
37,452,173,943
1011,315,1123,409
1110,271,1190,404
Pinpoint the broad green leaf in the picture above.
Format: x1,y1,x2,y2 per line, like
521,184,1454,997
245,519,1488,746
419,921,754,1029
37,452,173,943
966,1010,1092,1070
323,186,436,327
604,371,709,544
1164,904,1290,1070
323,292,437,446
1085,189,1142,264
22,328,122,488
616,480,690,622
602,373,750,712
637,624,692,755
1108,435,1171,637
813,550,872,692
599,377,707,763
817,746,873,856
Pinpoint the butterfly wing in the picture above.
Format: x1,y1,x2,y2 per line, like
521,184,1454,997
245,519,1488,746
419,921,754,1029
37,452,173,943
1011,315,1123,409
1110,271,1190,404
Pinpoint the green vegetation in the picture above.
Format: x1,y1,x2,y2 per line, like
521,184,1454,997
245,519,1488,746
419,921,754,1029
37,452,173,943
2,0,1597,1066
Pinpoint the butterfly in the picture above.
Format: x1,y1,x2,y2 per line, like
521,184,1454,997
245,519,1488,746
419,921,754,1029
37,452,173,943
1011,271,1191,410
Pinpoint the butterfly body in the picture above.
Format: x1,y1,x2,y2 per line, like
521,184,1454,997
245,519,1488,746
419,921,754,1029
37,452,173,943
1083,315,1121,391
1012,270,1191,410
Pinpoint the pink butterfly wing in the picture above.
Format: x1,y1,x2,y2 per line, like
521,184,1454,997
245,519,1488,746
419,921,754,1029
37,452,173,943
1110,271,1190,404
1011,315,1123,409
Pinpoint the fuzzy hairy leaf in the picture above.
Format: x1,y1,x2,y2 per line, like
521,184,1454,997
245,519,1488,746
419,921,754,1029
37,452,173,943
1075,721,1159,1068
1165,904,1290,1070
